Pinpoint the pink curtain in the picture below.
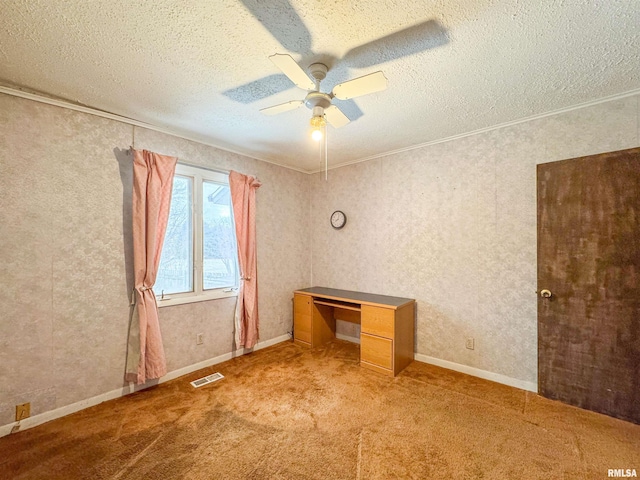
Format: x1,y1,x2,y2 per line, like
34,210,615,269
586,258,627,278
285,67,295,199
125,149,177,384
229,171,262,349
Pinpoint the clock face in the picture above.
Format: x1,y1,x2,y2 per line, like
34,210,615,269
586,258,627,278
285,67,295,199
330,210,347,229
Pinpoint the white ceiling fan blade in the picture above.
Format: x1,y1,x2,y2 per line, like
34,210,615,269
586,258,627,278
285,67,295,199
269,54,315,91
324,105,350,128
260,100,304,115
332,71,388,100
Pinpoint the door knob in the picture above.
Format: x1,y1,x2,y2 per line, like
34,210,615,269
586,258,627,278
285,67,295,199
540,289,552,298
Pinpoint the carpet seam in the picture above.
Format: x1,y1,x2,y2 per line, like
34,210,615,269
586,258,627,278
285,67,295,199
111,432,163,479
401,375,528,419
356,428,363,480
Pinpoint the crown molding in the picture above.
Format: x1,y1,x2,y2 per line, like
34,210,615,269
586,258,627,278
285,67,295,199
0,85,309,174
3,84,638,176
309,88,640,174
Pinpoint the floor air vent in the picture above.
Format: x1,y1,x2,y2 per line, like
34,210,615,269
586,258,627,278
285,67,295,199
190,372,224,388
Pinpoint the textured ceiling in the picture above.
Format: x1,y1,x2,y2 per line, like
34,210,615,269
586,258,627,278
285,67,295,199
1,0,639,172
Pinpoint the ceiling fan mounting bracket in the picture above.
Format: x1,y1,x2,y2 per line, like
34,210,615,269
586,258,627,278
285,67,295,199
308,63,328,82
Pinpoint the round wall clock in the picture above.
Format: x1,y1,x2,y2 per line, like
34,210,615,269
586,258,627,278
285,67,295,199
330,210,347,229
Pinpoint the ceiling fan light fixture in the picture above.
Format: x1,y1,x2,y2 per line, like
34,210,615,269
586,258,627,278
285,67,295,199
310,112,326,142
311,128,323,142
309,107,327,142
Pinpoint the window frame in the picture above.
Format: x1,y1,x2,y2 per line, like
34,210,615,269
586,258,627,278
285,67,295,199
156,163,239,307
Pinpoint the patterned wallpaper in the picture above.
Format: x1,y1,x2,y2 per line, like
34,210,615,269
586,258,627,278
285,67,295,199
0,94,310,426
310,95,639,385
0,91,638,427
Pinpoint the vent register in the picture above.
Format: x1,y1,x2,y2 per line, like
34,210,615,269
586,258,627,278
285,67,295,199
190,372,224,388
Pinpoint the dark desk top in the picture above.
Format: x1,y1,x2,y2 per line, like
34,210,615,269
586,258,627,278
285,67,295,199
294,286,414,309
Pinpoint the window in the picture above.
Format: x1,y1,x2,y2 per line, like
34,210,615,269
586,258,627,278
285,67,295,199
155,164,238,306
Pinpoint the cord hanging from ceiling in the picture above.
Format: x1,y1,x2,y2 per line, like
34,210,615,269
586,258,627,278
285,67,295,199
314,115,328,181
324,121,328,181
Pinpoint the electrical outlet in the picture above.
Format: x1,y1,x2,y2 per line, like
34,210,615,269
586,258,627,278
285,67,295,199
16,403,30,421
465,337,475,350
196,333,204,345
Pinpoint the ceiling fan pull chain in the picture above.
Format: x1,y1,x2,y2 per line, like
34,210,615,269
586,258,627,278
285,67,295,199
324,122,328,181
319,130,323,175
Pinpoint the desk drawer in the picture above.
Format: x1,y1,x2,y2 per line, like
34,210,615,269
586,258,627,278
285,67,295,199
294,313,312,344
361,333,393,370
294,294,312,316
361,305,394,338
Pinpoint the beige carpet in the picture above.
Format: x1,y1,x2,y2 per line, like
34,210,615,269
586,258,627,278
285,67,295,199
1,340,639,479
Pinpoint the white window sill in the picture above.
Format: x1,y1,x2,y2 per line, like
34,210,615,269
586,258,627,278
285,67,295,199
156,288,238,308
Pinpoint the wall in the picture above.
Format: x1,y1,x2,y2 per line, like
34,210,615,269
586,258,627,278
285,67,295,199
1,90,638,431
0,94,310,428
311,94,640,389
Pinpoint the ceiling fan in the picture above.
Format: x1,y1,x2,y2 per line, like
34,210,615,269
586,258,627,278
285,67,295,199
259,53,388,140
224,1,449,124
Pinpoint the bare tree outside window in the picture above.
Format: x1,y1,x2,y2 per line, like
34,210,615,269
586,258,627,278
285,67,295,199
156,175,193,295
203,182,237,289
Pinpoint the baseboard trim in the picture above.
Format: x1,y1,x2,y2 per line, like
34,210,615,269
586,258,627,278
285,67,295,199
0,334,291,438
414,353,538,393
335,333,360,344
159,333,291,384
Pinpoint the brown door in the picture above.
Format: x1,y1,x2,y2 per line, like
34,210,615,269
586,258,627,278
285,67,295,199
537,147,640,424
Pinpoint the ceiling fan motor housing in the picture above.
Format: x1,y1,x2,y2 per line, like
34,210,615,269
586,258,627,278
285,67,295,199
305,91,332,111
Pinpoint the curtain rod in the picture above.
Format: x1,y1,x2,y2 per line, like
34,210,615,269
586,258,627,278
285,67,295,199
175,160,258,180
178,161,260,181
178,160,230,176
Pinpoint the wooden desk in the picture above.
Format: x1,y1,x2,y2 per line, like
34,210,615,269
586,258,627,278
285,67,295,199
293,287,416,377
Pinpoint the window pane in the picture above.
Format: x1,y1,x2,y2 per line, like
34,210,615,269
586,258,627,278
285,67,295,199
156,176,193,295
203,181,237,290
